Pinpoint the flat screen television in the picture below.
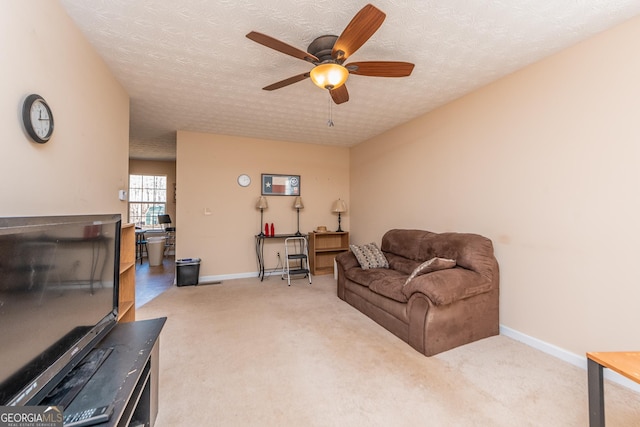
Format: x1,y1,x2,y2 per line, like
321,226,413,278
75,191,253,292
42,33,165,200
0,214,121,405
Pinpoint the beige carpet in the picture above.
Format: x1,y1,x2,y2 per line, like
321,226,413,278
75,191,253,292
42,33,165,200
137,275,639,426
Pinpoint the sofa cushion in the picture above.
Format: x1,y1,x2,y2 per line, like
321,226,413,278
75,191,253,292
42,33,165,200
403,257,456,286
344,268,407,303
344,266,391,288
384,253,421,275
350,242,389,270
368,272,409,303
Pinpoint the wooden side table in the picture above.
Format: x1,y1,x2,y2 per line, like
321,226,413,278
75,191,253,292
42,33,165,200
586,351,640,426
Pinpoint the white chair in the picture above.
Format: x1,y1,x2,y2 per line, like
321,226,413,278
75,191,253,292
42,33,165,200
282,237,312,286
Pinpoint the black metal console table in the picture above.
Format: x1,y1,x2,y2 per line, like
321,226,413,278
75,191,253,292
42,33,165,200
255,233,305,281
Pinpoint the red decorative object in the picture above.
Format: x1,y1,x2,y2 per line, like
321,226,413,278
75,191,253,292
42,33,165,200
265,222,269,236
270,223,275,236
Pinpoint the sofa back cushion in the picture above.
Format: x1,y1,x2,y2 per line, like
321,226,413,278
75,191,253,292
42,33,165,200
384,253,421,275
381,229,497,282
381,229,435,261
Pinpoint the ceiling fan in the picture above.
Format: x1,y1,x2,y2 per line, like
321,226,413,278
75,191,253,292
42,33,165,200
246,3,415,105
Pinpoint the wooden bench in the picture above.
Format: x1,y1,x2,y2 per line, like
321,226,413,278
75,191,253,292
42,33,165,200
586,351,640,426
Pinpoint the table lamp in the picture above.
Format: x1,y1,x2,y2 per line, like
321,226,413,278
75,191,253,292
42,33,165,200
293,196,304,236
332,199,347,232
256,196,268,236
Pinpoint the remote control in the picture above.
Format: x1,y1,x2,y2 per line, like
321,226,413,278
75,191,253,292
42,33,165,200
63,405,112,427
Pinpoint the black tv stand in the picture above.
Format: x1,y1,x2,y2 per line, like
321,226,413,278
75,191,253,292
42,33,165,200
42,347,113,409
60,318,166,427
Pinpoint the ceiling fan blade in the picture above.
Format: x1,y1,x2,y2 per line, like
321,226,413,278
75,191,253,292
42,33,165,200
346,61,415,77
332,4,386,61
330,85,349,104
262,72,310,91
246,31,319,63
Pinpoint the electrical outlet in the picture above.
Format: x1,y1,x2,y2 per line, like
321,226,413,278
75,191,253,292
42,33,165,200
277,252,280,258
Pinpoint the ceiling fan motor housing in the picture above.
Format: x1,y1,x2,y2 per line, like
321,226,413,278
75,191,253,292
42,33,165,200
307,35,340,63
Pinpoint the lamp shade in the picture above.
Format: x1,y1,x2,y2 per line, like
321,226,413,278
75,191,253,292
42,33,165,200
293,197,304,209
332,199,347,213
310,63,349,90
256,196,268,210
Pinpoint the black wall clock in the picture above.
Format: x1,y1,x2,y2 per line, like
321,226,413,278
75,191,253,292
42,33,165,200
22,94,54,144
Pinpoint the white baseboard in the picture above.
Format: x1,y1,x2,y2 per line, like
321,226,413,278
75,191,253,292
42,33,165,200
500,325,640,393
199,272,257,283
173,271,257,286
174,271,257,286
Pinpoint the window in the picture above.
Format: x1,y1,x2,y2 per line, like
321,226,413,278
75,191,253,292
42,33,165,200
129,174,167,229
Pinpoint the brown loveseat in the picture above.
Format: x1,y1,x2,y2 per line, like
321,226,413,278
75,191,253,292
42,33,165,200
335,229,499,356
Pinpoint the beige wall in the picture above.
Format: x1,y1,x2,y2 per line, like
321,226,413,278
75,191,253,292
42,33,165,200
129,160,178,225
0,1,129,218
176,131,349,278
350,16,640,356
5,0,637,362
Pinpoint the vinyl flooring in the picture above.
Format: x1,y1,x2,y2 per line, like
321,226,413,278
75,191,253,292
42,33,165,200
135,255,175,308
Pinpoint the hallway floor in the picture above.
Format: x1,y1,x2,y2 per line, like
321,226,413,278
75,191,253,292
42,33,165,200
135,256,175,308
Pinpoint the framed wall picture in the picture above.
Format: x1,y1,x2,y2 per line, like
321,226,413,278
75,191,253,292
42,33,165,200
261,174,300,196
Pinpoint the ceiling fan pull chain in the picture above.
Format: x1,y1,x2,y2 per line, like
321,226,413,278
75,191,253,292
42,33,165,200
327,92,335,127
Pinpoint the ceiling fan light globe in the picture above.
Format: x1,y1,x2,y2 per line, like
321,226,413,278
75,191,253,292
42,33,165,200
310,63,349,90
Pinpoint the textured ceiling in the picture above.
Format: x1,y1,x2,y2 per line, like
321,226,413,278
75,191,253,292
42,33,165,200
59,0,640,161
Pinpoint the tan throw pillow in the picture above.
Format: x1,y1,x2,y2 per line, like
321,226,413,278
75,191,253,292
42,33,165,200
350,243,389,270
403,257,456,286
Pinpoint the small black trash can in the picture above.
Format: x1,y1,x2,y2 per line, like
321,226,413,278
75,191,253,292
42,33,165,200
176,258,201,286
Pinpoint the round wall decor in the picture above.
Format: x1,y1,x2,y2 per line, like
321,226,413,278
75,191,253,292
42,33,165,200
22,94,54,143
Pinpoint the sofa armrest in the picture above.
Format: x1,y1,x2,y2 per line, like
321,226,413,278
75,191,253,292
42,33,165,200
335,251,358,301
402,268,494,306
335,250,359,271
